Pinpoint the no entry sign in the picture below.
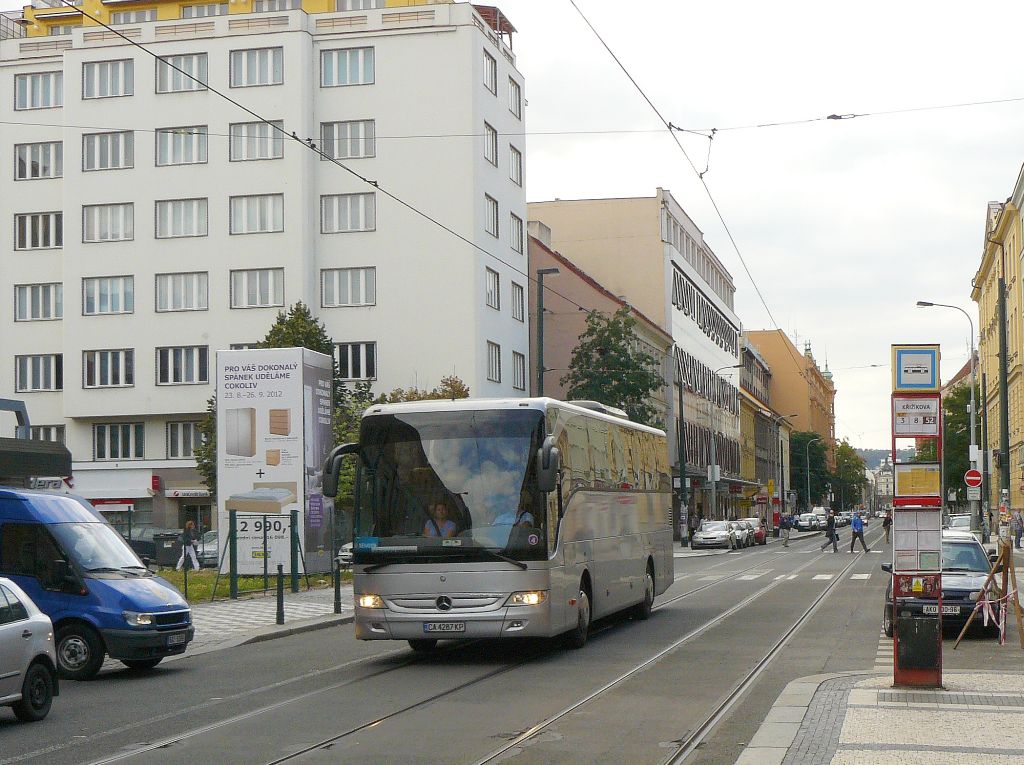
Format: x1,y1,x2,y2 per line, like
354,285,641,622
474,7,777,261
964,469,982,488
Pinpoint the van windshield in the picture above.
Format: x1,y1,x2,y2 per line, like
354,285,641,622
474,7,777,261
50,523,144,572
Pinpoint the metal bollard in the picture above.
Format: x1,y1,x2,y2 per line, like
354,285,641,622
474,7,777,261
333,557,341,615
276,563,285,625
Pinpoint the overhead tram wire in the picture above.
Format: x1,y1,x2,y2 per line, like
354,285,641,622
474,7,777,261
52,0,601,319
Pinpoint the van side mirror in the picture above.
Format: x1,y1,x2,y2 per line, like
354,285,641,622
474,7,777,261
537,436,561,494
881,563,892,573
322,442,361,498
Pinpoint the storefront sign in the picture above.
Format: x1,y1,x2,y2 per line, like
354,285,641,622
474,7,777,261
165,488,210,498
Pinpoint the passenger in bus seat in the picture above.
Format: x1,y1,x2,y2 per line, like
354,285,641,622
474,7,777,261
423,503,457,538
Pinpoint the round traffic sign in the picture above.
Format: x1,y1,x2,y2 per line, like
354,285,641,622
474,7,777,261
964,469,982,487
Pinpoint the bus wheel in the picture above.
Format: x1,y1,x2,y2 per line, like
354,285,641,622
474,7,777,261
633,565,654,621
408,639,438,652
566,585,591,649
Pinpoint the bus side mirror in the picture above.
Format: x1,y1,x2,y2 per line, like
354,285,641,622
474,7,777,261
322,442,361,498
537,436,561,494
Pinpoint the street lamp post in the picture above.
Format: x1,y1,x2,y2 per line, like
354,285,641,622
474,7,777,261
536,268,560,397
916,300,979,532
709,364,742,520
805,436,822,512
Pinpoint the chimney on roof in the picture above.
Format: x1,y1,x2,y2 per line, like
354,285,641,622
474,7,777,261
528,220,552,248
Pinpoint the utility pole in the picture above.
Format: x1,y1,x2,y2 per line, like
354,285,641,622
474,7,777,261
998,265,1011,509
982,373,990,540
535,267,559,397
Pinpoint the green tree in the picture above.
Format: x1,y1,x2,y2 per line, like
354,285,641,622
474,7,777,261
193,394,218,498
790,431,830,511
376,374,471,404
831,439,868,511
560,307,664,427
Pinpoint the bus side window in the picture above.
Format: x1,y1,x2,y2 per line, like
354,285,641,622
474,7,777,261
588,419,611,488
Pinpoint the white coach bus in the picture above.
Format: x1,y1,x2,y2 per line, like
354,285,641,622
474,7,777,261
322,398,673,650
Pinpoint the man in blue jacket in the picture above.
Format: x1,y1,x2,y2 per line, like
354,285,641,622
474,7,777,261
850,511,869,553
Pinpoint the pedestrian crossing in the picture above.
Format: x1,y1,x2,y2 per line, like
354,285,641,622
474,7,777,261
673,570,878,583
874,630,894,670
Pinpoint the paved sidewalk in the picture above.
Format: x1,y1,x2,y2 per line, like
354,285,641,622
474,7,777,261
736,670,1024,764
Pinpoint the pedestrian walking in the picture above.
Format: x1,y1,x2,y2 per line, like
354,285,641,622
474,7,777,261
176,519,200,571
882,511,892,544
820,510,838,553
1012,509,1024,549
850,512,870,553
781,514,792,547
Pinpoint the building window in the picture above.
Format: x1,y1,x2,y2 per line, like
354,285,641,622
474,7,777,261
48,23,80,36
14,72,62,110
509,145,522,185
181,3,228,18
321,193,375,233
254,0,300,10
15,283,63,322
94,423,144,460
82,203,133,242
511,281,524,322
321,267,375,307
321,120,375,159
167,421,202,459
484,122,497,165
230,194,284,234
510,213,524,253
485,267,500,310
156,126,208,166
335,342,376,381
483,50,496,94
231,268,284,308
156,346,209,385
14,212,62,250
336,0,383,9
156,53,208,93
484,195,499,237
156,272,208,312
487,341,501,383
156,198,208,238
230,47,284,87
509,77,522,118
321,47,374,87
110,9,156,24
82,131,133,171
83,349,134,388
82,60,134,99
83,276,134,315
229,120,284,161
512,351,526,391
15,142,62,180
229,343,259,350
29,425,65,444
15,354,62,392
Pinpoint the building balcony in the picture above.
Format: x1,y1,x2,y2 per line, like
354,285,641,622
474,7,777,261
32,0,83,8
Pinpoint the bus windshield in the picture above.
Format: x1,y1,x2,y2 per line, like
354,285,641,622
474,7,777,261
354,408,547,562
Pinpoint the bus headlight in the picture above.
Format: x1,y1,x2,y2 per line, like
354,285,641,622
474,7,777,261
358,594,384,609
507,591,547,607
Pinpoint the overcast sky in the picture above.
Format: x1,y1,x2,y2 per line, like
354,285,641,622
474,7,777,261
4,0,1020,448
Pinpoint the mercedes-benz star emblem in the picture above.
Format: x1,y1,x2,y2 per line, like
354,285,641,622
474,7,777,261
436,596,453,611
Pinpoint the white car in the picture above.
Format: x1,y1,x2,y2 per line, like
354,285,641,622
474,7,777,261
0,577,59,722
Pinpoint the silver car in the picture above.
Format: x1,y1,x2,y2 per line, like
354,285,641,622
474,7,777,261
0,577,59,722
197,530,219,568
730,521,753,548
692,521,737,550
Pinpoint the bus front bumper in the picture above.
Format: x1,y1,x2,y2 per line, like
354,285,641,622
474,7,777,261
354,605,555,640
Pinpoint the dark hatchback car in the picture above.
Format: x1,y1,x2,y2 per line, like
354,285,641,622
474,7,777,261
882,531,998,638
124,527,181,560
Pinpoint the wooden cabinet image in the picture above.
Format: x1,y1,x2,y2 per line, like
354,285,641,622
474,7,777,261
268,408,291,436
225,407,257,457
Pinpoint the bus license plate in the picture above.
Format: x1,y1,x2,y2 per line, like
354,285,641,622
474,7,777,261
922,605,959,615
423,622,465,634
167,633,187,646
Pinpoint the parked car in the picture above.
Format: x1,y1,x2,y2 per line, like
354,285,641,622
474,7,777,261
691,520,737,550
197,530,219,568
796,513,819,532
882,529,997,638
729,521,752,548
124,526,182,561
739,517,767,545
0,577,59,722
944,514,972,532
0,488,194,680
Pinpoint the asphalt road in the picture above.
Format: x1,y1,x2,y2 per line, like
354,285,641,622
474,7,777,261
1,523,1008,765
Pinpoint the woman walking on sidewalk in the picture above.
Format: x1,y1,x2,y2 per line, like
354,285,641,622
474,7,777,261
176,520,200,571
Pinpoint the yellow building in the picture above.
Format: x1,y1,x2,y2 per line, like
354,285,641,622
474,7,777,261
972,175,1024,517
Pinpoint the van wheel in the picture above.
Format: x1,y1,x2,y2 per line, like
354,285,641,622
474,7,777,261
56,624,104,680
408,639,437,652
12,663,54,722
566,586,591,649
633,566,654,621
122,658,162,671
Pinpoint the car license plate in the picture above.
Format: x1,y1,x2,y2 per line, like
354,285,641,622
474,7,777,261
922,605,960,615
167,633,187,646
423,622,465,634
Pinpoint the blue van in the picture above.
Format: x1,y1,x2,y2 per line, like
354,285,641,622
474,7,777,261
0,488,194,680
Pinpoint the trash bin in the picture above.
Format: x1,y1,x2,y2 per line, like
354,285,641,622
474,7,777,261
153,533,182,567
896,612,940,669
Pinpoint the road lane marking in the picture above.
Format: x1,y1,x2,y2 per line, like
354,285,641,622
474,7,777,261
812,574,833,580
786,574,798,580
737,574,762,580
850,573,870,580
699,574,726,581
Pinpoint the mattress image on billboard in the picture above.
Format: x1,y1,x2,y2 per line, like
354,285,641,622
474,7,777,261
224,482,298,514
225,407,257,457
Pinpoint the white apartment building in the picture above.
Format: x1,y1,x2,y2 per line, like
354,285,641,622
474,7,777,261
0,0,528,531
528,189,744,521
